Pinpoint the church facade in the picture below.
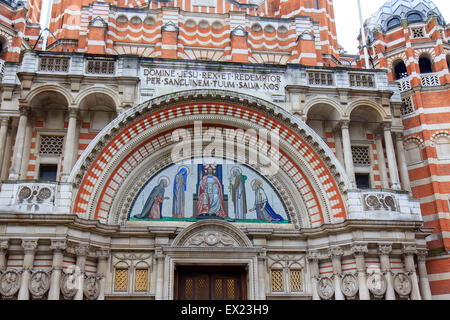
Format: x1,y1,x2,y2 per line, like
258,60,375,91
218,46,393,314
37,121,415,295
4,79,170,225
0,0,448,300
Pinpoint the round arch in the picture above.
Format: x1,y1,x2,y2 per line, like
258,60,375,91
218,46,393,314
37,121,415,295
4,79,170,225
345,99,388,121
25,84,74,107
74,86,120,110
303,96,344,120
69,90,350,229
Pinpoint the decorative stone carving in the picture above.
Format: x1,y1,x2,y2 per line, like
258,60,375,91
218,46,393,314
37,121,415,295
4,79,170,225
60,271,79,300
29,270,51,299
402,244,417,255
317,277,334,300
417,249,428,262
367,273,387,299
327,246,343,258
307,250,320,262
0,270,21,298
362,193,398,212
351,243,368,256
186,231,238,247
378,244,392,256
393,272,412,298
22,239,38,254
16,184,55,204
50,240,67,252
83,275,100,300
341,274,359,299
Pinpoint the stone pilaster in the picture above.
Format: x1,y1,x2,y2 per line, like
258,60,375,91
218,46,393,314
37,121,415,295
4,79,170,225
351,243,370,300
96,248,110,300
382,123,401,190
328,247,344,300
375,133,389,189
417,250,432,300
257,250,267,300
74,244,89,300
48,240,67,300
0,240,8,271
9,106,29,180
403,244,421,300
340,120,356,187
307,250,320,300
18,239,38,300
154,248,165,300
378,244,395,300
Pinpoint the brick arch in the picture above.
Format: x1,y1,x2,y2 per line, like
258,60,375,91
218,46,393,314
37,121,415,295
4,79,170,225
70,90,349,228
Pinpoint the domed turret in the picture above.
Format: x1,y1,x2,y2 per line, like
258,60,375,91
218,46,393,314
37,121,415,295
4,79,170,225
366,0,445,33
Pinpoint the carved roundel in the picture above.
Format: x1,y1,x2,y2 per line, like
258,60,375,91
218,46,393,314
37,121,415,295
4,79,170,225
317,277,334,300
83,275,100,300
60,272,79,299
393,272,412,298
29,270,51,298
367,273,387,298
341,274,359,298
0,270,21,298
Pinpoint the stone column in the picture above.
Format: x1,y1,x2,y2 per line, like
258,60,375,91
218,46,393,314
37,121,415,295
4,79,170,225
154,249,165,300
19,117,33,179
378,244,395,300
18,239,38,300
417,250,432,300
96,248,110,300
74,244,89,300
328,247,344,300
307,251,320,300
333,130,345,167
382,123,401,190
48,240,67,300
9,106,29,180
375,133,389,189
0,240,8,271
257,250,267,300
403,245,421,300
351,243,370,300
394,133,411,192
0,117,10,176
61,107,78,181
340,120,356,187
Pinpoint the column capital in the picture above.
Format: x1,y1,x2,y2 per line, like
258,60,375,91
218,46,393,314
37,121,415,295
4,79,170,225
378,243,392,256
382,122,392,131
74,244,90,257
96,248,110,260
417,249,428,262
402,244,417,256
68,106,79,118
307,250,320,262
0,240,8,252
21,239,38,254
327,246,343,258
393,132,404,141
18,105,29,117
0,116,9,126
340,120,350,129
50,240,67,252
351,243,368,256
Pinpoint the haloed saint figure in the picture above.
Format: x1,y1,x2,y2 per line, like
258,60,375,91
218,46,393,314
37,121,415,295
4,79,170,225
250,179,284,222
172,168,187,218
134,179,169,219
230,168,247,220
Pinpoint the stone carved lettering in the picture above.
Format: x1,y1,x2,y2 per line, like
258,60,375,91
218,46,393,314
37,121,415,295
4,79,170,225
393,273,412,298
367,273,387,298
317,277,334,300
0,270,21,298
83,275,100,300
185,231,238,247
29,270,50,298
341,274,359,299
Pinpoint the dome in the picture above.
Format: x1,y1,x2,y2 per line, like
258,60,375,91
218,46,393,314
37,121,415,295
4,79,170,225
365,0,446,33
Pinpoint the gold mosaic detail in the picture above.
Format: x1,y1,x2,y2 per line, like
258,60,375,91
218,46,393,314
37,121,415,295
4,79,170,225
114,269,128,292
291,270,303,292
134,269,148,292
271,270,284,292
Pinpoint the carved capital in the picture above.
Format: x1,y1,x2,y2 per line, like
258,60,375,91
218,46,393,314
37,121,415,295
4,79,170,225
68,107,79,119
74,244,89,257
402,244,417,256
417,249,428,262
340,120,350,129
0,240,8,252
378,244,392,256
18,105,29,117
394,132,404,141
351,243,368,256
307,250,320,262
328,247,343,258
50,240,67,252
96,248,110,260
382,122,392,132
22,239,38,253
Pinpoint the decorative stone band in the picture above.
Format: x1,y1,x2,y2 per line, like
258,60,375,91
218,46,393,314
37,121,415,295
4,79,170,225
73,98,347,227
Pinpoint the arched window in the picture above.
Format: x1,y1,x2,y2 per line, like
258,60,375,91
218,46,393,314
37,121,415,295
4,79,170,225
0,36,7,56
393,60,408,79
435,136,450,160
387,17,401,30
446,55,450,71
404,141,422,165
419,55,433,73
407,12,423,24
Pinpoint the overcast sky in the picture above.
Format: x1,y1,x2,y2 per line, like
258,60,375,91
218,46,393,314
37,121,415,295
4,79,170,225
334,0,450,54
40,0,450,54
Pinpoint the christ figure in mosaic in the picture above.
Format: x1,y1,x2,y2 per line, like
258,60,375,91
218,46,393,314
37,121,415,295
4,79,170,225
197,166,227,218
